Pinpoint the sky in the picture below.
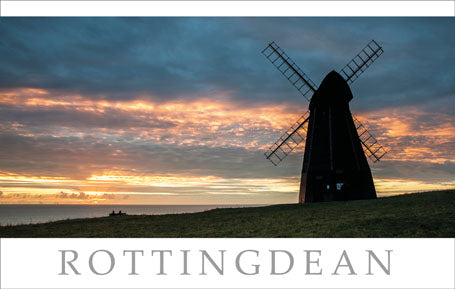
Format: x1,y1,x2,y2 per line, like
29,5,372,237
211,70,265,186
0,17,454,205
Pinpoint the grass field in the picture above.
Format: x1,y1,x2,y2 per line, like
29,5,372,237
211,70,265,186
0,190,454,238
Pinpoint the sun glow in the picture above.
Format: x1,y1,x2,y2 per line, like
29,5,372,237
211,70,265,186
375,178,455,196
87,173,221,187
0,169,300,204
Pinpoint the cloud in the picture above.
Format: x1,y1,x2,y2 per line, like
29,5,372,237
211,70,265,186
57,191,68,198
57,192,89,199
0,190,122,204
101,193,115,199
1,18,453,108
356,106,455,164
0,93,453,189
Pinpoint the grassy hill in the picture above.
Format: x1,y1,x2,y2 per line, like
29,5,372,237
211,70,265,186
1,190,454,238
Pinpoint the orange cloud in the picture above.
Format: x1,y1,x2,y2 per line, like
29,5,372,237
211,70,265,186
3,88,452,162
355,107,454,164
0,87,305,150
1,88,454,204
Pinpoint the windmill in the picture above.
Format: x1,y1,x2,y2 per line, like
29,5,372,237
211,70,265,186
262,40,387,203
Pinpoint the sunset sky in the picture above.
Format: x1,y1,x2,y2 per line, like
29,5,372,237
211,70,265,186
0,18,453,204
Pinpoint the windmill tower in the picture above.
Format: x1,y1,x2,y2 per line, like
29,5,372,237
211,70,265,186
262,40,387,203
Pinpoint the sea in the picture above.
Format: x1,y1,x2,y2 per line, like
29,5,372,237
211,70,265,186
0,204,263,226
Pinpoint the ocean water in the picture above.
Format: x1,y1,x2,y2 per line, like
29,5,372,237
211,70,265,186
0,204,261,226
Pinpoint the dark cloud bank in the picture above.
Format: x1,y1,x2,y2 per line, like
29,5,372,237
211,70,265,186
1,18,453,109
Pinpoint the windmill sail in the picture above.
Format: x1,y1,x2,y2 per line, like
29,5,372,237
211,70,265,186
262,42,317,101
353,116,387,163
264,110,310,166
340,40,383,85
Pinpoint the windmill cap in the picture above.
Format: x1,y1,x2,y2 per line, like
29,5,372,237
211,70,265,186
310,70,354,108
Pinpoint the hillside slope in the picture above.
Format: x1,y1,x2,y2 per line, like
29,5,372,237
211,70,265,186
1,190,454,237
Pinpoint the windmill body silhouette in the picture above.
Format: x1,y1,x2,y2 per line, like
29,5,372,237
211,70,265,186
262,40,386,203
